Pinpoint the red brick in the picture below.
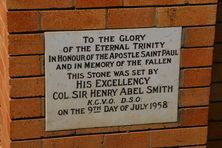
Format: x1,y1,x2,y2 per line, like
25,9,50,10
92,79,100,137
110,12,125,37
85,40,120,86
3,106,209,141
180,88,210,107
1,2,219,147
0,52,7,79
10,77,44,98
80,108,208,134
76,107,209,134
1,105,10,137
0,1,7,23
10,119,78,140
214,44,222,63
42,128,77,138
0,126,10,148
183,26,215,47
11,140,41,148
124,0,216,6
0,104,11,137
107,8,155,28
0,86,10,112
76,0,123,8
211,83,222,102
0,23,7,46
7,11,40,33
11,117,117,139
124,0,184,6
7,101,209,135
1,91,11,114
150,127,207,147
0,9,6,24
180,68,212,87
0,0,10,147
104,132,149,148
11,119,43,140
10,98,43,119
0,47,9,78
43,135,103,148
180,107,208,126
9,56,43,77
156,5,216,27
7,0,73,9
181,47,213,68
76,126,119,135
41,10,106,31
0,108,2,146
209,102,222,121
215,23,222,43
9,34,44,55
212,63,222,82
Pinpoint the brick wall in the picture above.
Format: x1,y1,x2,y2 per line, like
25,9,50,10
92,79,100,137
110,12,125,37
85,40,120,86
1,0,218,147
0,0,10,148
208,0,222,147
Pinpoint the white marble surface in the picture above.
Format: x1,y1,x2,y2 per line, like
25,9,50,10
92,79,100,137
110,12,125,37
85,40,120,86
45,27,182,131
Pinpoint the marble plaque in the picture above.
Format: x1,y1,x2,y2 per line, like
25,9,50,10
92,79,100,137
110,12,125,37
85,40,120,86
45,27,182,131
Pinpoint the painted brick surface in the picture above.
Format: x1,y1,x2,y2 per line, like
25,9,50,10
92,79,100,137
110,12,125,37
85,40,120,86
0,0,218,147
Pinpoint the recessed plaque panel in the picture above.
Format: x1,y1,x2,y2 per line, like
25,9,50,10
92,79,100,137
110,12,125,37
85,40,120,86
45,27,182,131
